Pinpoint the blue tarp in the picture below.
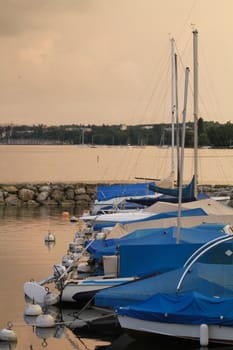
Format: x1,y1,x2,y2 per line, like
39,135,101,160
117,291,233,325
149,175,195,201
93,207,207,231
96,182,156,201
117,263,233,325
89,223,227,264
95,240,233,308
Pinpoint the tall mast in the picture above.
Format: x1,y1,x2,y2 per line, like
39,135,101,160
193,29,198,198
170,37,175,176
176,67,190,244
175,53,180,187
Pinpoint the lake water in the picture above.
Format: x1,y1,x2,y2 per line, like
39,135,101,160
0,145,232,185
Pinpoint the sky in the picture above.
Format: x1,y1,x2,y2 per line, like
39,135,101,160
0,0,233,126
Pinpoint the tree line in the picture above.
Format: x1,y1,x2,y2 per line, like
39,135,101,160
0,118,232,148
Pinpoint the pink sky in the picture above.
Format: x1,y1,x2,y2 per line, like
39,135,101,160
0,0,232,126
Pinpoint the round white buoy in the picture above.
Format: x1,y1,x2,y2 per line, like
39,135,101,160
35,326,55,339
61,254,74,268
24,303,42,316
77,262,91,273
44,292,60,306
44,232,55,242
35,314,56,328
0,327,17,342
200,323,209,346
70,216,78,222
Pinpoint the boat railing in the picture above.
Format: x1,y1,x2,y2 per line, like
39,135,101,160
176,234,233,292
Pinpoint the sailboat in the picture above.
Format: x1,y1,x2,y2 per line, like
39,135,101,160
99,29,233,347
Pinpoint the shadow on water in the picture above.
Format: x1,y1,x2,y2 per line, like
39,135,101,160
93,332,233,350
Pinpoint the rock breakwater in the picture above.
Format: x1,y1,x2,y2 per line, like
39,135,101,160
0,183,96,209
0,183,232,209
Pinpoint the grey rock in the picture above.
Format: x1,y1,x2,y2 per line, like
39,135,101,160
39,185,51,193
5,194,22,206
37,191,49,202
2,185,18,194
18,188,34,201
66,189,75,200
74,187,86,195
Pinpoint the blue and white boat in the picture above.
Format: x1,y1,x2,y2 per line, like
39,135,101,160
116,234,233,346
90,182,161,215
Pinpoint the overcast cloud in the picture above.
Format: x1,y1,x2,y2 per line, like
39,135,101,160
0,0,232,126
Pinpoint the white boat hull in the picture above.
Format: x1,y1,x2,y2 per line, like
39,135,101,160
118,315,233,345
61,277,135,304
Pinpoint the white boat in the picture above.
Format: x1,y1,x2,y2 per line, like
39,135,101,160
61,276,136,305
24,254,137,306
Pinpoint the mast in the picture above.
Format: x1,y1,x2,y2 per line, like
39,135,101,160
170,37,176,177
174,53,180,187
193,29,198,198
176,67,190,244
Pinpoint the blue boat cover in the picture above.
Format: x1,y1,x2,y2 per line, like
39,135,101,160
95,241,233,308
149,175,195,201
96,182,156,201
88,223,226,261
117,291,233,325
117,263,233,325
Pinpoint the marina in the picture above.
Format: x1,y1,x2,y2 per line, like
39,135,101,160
1,205,233,349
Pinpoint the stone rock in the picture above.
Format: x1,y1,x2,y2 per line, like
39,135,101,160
66,189,75,200
18,188,34,201
86,185,96,196
37,191,49,202
74,194,91,202
5,194,22,206
39,185,51,193
0,190,4,201
51,189,64,202
74,187,86,195
2,185,18,194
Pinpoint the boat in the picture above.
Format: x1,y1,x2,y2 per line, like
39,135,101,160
116,234,233,346
81,206,207,231
90,182,161,215
24,218,232,307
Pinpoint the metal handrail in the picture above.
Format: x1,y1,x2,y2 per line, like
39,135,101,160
176,235,233,292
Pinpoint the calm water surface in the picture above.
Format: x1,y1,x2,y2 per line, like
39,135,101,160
0,207,233,350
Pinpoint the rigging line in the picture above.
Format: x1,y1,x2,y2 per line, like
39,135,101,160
148,56,171,125
141,54,170,122
176,0,199,43
198,40,223,120
129,42,171,124
134,49,171,124
174,35,192,76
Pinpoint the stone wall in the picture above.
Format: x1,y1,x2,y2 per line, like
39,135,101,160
0,183,97,209
0,183,232,209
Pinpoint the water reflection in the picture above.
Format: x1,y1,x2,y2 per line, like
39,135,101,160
0,343,17,350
